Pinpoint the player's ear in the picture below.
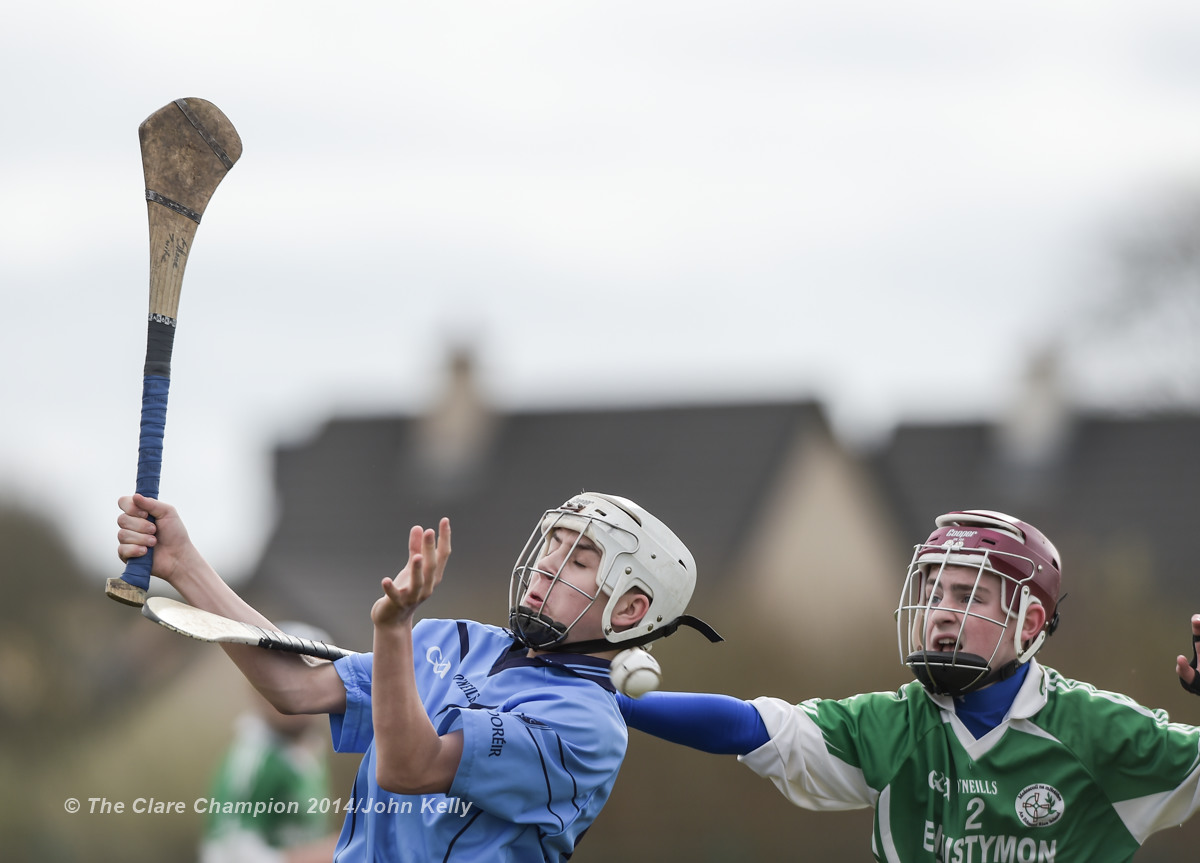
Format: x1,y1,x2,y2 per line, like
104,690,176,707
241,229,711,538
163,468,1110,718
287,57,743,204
610,590,651,628
1022,601,1048,645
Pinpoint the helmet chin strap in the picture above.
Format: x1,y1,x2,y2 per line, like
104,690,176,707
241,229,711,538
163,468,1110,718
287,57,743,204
509,608,723,653
907,651,1022,697
509,607,571,650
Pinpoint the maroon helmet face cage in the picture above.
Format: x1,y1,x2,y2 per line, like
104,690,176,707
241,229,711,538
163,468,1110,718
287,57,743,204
896,510,1064,697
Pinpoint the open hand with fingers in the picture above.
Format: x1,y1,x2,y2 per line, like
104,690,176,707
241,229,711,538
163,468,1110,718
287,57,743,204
372,519,452,629
1176,614,1200,696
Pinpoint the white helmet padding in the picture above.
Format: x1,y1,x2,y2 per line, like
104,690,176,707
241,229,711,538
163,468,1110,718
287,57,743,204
508,492,718,651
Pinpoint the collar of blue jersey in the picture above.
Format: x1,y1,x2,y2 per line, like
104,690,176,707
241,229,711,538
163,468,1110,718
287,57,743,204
491,641,617,692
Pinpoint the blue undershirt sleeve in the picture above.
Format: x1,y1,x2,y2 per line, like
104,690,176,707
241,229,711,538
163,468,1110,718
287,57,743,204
616,691,770,755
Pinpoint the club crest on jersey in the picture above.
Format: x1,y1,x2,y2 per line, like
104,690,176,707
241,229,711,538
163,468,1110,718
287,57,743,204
1015,783,1064,828
426,646,452,678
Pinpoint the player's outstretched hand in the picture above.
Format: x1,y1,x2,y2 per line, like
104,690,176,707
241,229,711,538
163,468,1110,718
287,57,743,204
115,493,197,584
1175,614,1200,696
372,518,452,629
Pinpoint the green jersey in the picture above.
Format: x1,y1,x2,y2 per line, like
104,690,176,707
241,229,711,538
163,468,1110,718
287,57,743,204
740,661,1200,862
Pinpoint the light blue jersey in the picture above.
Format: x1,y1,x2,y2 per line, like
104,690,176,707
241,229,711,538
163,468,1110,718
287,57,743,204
329,619,627,862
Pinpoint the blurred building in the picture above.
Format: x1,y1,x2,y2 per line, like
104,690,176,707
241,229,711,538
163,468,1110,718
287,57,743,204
241,349,897,656
242,349,1200,663
874,349,1200,606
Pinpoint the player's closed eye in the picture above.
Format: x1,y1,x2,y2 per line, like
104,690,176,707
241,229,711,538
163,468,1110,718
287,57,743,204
550,533,598,565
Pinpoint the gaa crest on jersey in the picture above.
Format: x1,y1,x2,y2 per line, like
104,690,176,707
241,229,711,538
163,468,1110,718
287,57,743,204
1014,783,1064,827
426,646,452,678
927,770,951,800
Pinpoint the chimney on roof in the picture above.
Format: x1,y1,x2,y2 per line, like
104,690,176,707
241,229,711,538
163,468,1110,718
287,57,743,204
996,345,1072,470
415,346,497,494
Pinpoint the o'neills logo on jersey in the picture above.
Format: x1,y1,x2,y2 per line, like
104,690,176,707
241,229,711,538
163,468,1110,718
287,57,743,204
1015,783,1064,828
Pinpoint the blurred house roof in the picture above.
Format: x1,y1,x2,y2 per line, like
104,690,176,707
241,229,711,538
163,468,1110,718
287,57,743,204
243,347,1200,650
245,394,833,647
870,410,1200,596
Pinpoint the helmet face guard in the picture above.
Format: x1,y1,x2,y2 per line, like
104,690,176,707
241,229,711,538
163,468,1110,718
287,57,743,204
896,510,1062,697
508,492,699,651
509,520,611,649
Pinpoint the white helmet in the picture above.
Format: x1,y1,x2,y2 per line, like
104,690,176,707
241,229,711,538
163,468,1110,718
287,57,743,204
508,492,719,651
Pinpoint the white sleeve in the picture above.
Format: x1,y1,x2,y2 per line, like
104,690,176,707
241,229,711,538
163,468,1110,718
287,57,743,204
737,696,878,811
1113,749,1200,842
199,830,284,863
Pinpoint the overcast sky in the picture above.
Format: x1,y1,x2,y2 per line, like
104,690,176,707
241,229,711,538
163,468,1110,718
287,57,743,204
5,0,1200,579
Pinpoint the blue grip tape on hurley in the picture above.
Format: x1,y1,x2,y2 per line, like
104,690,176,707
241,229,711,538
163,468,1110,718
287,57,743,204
119,374,170,591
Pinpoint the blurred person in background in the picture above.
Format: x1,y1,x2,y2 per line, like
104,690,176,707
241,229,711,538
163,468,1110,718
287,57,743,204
200,621,339,863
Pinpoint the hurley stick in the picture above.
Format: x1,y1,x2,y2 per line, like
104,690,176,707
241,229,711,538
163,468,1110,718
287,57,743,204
143,597,357,661
106,98,242,606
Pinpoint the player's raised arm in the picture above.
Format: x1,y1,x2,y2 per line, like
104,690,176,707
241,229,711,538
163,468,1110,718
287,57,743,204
117,493,345,714
370,519,463,794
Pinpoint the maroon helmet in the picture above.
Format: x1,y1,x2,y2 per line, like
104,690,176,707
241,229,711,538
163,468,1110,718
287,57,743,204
921,510,1062,624
897,510,1063,696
